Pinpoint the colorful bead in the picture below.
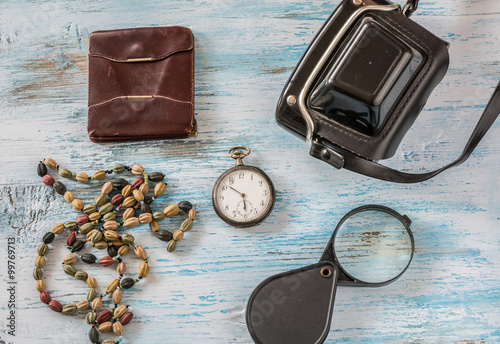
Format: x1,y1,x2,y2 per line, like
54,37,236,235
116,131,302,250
35,160,196,344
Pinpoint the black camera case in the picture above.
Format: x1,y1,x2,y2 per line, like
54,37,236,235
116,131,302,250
276,0,500,183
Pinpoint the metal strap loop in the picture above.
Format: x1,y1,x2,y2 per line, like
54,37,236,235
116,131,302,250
402,0,419,17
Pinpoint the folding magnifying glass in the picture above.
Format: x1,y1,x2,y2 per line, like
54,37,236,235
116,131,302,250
246,205,414,344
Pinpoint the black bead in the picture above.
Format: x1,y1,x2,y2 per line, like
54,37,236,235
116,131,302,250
37,163,47,177
141,203,152,214
72,240,85,252
110,178,128,189
53,181,66,195
88,327,99,343
107,245,118,257
154,230,173,242
121,277,135,289
178,201,193,212
81,253,97,264
149,172,165,182
144,197,153,205
42,232,55,244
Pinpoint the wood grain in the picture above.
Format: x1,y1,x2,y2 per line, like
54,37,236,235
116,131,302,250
0,0,499,343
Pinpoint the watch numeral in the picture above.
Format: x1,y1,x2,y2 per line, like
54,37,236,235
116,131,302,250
229,177,235,184
225,205,229,211
263,190,268,196
261,201,265,207
219,195,224,201
251,174,254,181
259,180,263,186
233,211,237,218
239,173,245,179
222,185,227,191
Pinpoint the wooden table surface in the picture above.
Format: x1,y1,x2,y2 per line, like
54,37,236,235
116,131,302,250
0,0,499,343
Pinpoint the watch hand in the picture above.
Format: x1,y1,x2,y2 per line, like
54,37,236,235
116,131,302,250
227,185,243,195
228,185,247,200
243,199,247,211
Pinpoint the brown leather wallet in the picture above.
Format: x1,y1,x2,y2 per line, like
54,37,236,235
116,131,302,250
87,26,196,142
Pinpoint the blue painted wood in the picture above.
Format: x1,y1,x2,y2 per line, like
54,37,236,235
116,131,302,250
0,0,499,343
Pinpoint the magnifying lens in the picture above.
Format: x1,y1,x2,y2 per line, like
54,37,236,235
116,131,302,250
246,205,414,344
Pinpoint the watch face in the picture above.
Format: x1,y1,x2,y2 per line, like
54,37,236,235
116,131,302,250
212,165,275,227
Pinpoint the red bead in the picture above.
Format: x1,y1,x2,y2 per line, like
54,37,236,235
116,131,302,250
66,231,77,247
49,300,63,312
120,312,134,325
96,310,112,323
111,194,124,205
42,175,55,186
132,177,144,188
99,256,114,267
40,291,51,304
76,215,89,226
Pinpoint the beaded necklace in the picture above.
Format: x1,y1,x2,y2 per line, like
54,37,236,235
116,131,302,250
34,158,197,344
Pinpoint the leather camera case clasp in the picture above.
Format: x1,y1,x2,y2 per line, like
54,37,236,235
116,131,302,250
87,26,196,142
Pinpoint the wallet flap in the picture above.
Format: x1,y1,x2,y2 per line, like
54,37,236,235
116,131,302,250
88,26,193,62
88,96,194,142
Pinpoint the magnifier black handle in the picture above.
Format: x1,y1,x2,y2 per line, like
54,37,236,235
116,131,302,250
246,262,339,344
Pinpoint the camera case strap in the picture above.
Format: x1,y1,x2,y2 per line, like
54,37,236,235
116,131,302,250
276,0,500,183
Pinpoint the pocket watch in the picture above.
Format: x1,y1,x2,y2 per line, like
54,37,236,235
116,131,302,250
212,146,276,228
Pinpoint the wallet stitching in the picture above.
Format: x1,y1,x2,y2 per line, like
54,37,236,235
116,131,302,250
88,95,193,109
88,44,193,62
315,15,434,145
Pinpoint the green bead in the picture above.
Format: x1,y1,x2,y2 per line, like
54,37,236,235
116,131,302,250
90,231,103,243
64,221,78,231
103,212,116,222
86,311,96,324
121,234,135,244
94,241,108,250
75,271,88,281
83,204,97,215
94,194,107,207
62,304,77,315
167,240,177,253
58,168,73,178
153,211,165,222
37,243,49,256
79,222,94,235
113,164,125,174
33,268,43,280
99,202,114,215
181,219,194,233
87,288,96,302
63,264,76,277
